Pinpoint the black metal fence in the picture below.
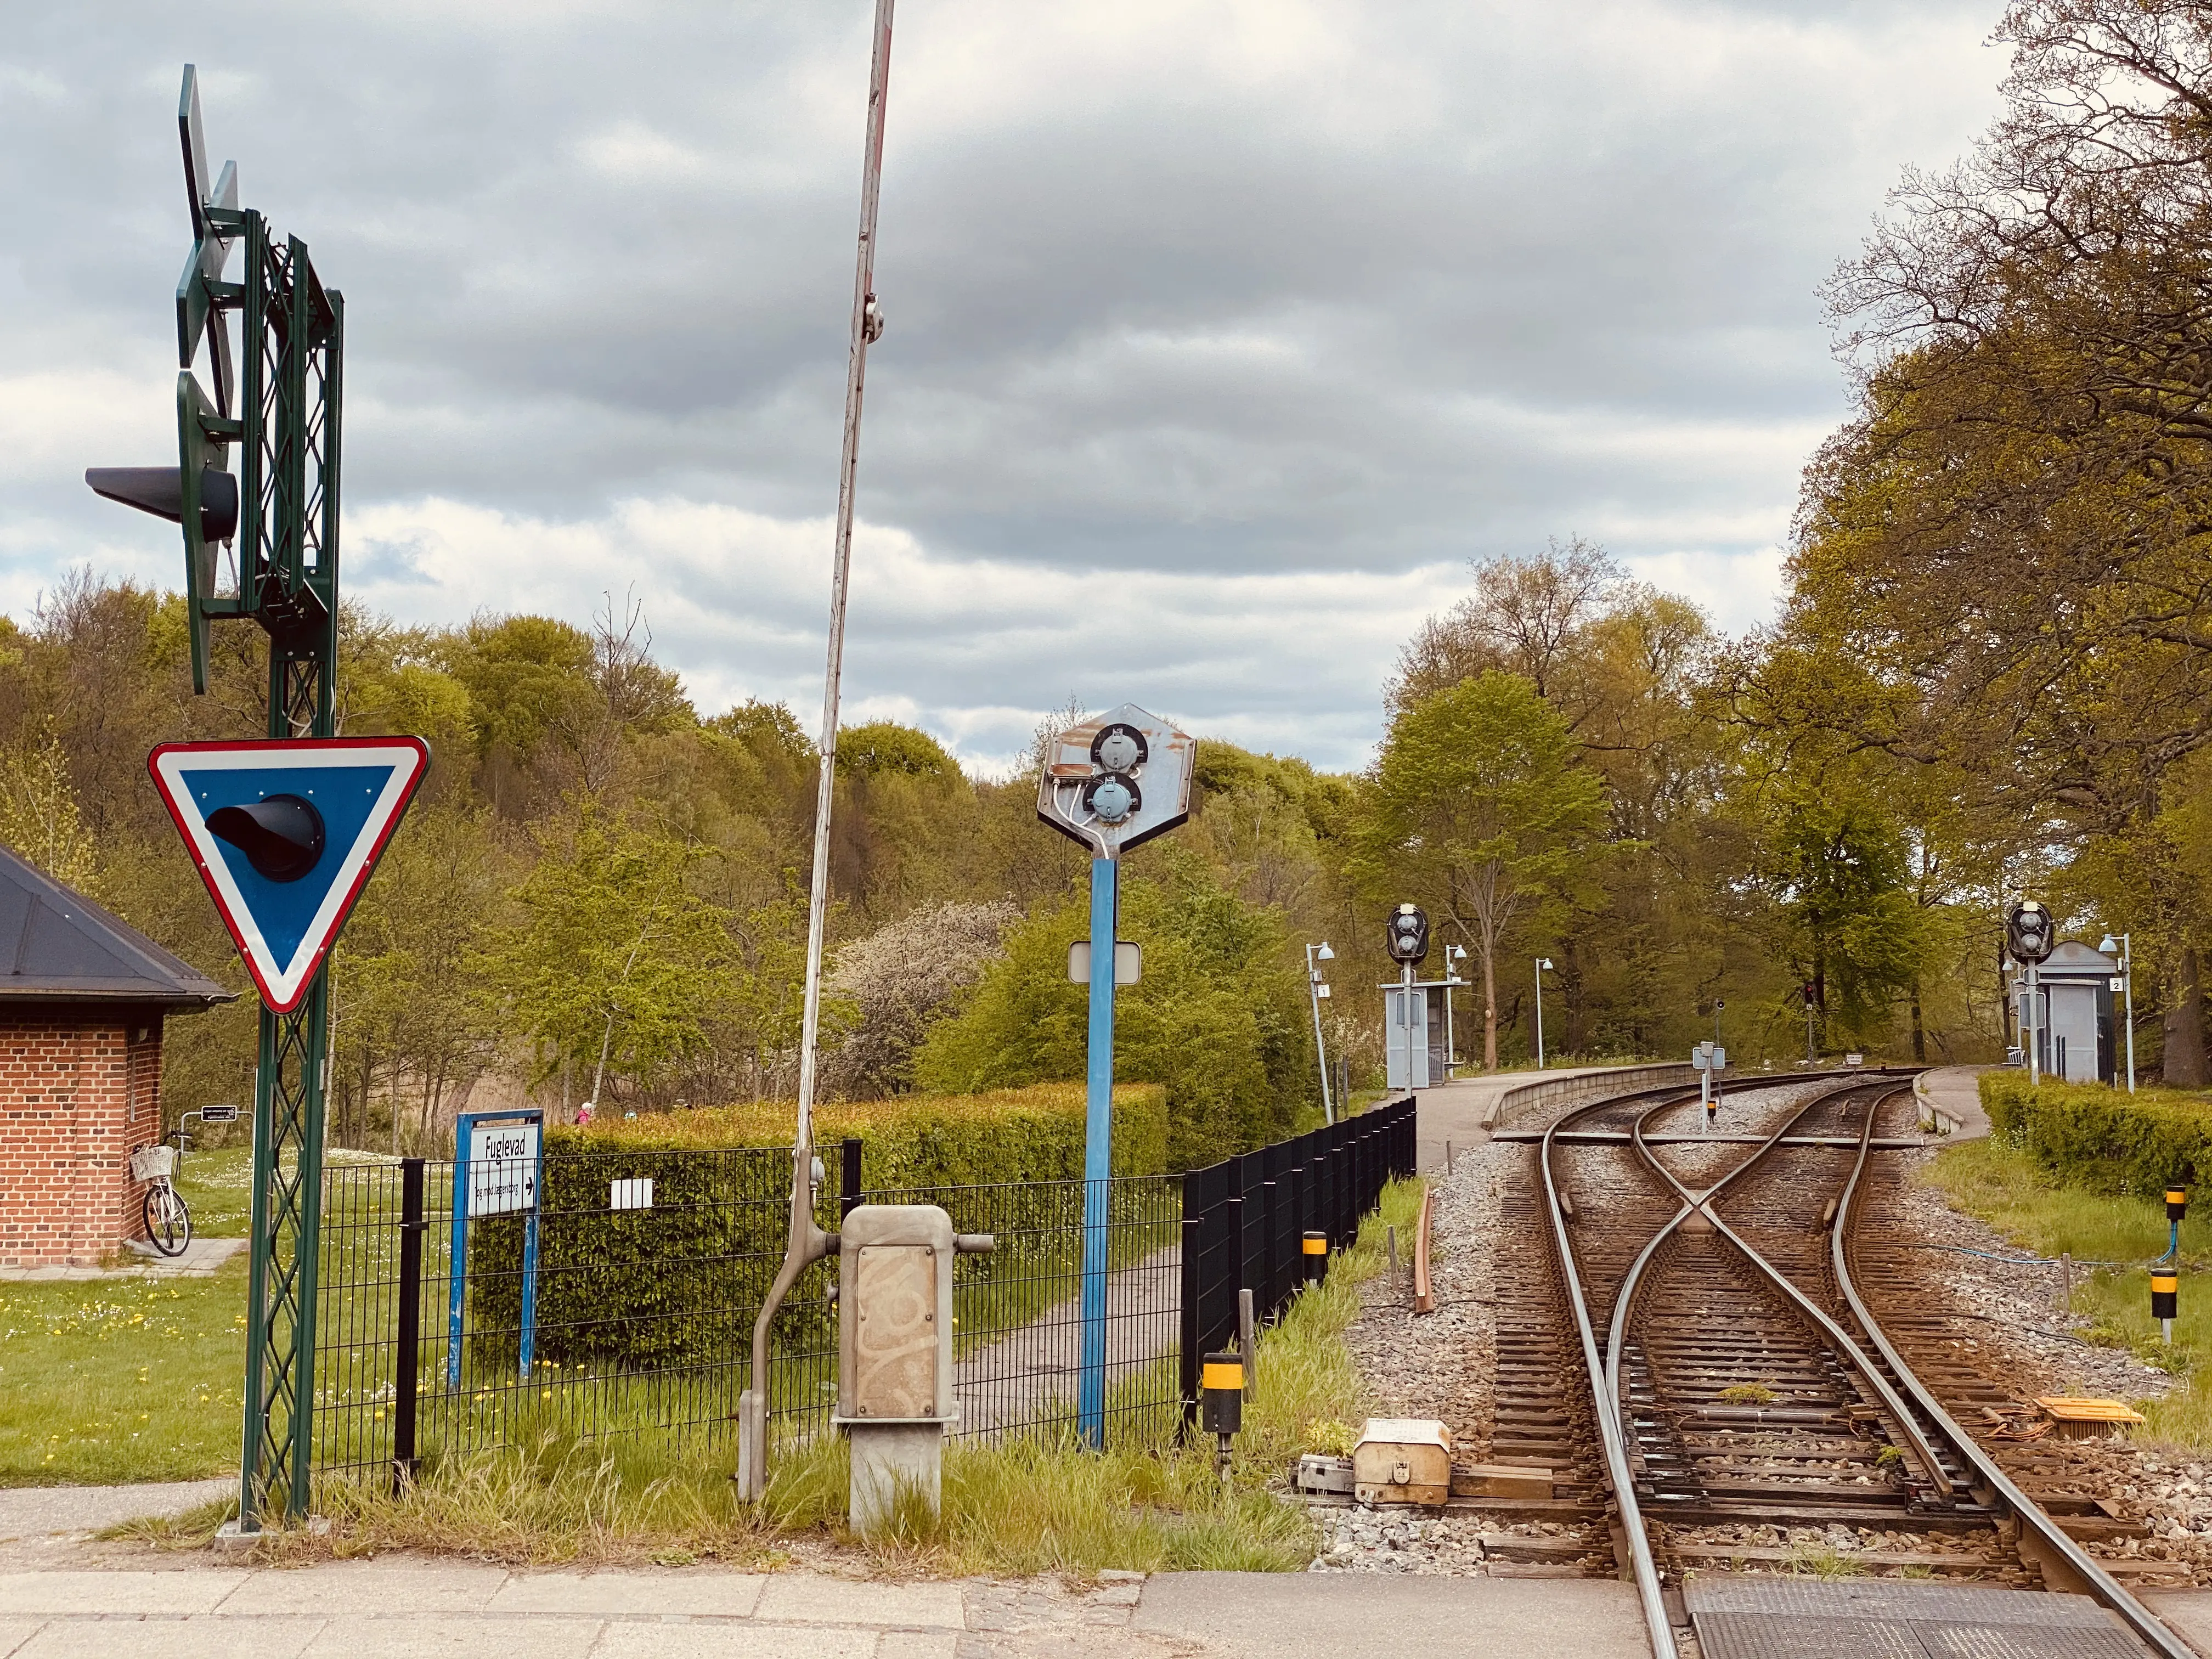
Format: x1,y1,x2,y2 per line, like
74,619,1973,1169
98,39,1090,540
1178,1096,1417,1410
309,1099,1412,1501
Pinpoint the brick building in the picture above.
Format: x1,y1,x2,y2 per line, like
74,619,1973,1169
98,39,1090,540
0,846,230,1268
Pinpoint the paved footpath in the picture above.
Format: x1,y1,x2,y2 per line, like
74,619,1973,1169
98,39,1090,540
0,1554,1663,1659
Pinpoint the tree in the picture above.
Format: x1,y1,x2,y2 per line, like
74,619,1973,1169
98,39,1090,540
916,853,1314,1167
1756,795,1943,1054
820,900,1019,1099
1352,672,1607,1068
486,812,737,1110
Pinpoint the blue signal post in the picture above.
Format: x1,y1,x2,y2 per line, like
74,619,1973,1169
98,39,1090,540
1080,854,1119,1446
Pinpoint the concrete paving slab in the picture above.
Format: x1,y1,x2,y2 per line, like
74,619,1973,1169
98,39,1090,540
2140,1589,2212,1657
752,1576,965,1629
488,1571,766,1618
0,1482,232,1539
14,1618,320,1659
590,1623,876,1659
0,1570,247,1617
215,1561,508,1617
1134,1570,1650,1659
873,1634,961,1659
0,1622,43,1659
300,1616,600,1659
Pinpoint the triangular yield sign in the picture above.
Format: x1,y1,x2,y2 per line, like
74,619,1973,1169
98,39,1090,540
148,737,430,1012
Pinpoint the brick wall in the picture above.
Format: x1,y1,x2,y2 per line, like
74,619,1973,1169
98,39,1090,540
0,1009,166,1268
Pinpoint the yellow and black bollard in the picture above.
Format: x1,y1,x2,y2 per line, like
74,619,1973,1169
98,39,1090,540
1200,1350,1243,1472
2152,1268,2179,1344
2169,1186,2189,1222
1302,1229,1328,1286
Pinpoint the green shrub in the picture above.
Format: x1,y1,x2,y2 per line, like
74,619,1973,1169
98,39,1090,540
465,1084,1170,1379
1980,1071,2212,1194
914,851,1317,1168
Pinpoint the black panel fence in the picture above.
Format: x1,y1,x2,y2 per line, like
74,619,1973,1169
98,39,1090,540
1177,1096,1418,1411
308,1096,1414,1502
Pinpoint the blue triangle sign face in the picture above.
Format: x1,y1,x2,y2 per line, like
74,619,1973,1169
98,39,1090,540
149,737,430,1012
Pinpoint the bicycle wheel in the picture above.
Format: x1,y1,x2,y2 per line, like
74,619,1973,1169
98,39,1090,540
143,1185,191,1256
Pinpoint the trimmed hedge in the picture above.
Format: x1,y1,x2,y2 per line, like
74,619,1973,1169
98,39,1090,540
1980,1071,2212,1195
464,1083,1169,1378
554,1081,1170,1184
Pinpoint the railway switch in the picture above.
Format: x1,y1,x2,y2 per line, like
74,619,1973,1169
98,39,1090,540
1200,1351,1243,1470
2153,1269,2179,1342
1302,1229,1328,1285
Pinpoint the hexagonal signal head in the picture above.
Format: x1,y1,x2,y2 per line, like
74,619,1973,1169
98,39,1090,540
1036,702,1194,859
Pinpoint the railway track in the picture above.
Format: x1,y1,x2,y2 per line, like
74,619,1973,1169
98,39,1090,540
1483,1073,2193,1659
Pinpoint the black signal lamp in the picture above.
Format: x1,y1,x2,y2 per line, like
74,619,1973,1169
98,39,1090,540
2006,899,2057,966
1386,904,1430,966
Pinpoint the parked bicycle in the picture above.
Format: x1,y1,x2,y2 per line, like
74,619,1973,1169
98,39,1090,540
131,1127,193,1257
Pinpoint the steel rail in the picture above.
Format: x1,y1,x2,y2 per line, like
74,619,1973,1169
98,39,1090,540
1827,1088,2196,1659
1629,1079,1965,1505
1537,1069,1857,1658
1602,1078,1955,1504
1540,1086,1685,1659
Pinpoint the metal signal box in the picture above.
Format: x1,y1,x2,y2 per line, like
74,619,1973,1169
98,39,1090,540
834,1204,992,1533
1353,1418,1453,1507
841,1205,962,1421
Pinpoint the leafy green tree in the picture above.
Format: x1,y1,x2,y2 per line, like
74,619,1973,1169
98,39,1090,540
916,852,1313,1167
1352,671,1607,1069
331,800,514,1151
486,812,738,1111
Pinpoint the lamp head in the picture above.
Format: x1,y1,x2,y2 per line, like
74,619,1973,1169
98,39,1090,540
1316,942,1334,961
2099,934,2119,955
1538,957,1553,971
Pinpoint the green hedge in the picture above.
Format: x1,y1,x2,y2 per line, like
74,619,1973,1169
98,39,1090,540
464,1084,1170,1380
560,1081,1169,1185
1980,1071,2212,1195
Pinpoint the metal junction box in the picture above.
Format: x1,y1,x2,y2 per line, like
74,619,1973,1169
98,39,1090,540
1353,1418,1453,1507
838,1204,959,1424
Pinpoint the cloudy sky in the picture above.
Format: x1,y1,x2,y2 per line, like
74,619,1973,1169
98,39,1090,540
4,1,2004,773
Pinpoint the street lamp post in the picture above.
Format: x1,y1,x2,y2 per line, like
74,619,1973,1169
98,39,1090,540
2100,933,2136,1094
1307,941,1335,1124
1443,944,1466,1077
1534,957,1553,1071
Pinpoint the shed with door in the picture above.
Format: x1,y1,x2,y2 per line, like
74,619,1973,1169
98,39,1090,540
0,847,231,1268
2019,939,2119,1086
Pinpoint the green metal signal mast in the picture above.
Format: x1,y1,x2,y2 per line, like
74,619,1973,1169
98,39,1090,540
87,66,343,1531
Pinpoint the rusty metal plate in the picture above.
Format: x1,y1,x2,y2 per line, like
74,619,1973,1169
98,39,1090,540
853,1243,936,1417
1695,1611,1921,1658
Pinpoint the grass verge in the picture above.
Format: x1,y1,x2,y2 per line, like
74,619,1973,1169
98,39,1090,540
0,1261,246,1485
1921,1137,2212,1446
177,1175,1426,1575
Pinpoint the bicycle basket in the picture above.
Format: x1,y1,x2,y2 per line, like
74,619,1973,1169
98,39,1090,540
129,1145,178,1182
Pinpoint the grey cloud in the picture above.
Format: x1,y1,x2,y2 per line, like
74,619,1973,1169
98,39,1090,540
3,0,2004,765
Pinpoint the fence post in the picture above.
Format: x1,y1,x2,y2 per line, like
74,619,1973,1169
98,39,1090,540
392,1158,425,1493
839,1136,864,1217
1178,1181,1201,1426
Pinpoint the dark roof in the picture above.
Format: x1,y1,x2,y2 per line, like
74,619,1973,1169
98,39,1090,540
0,843,233,1008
